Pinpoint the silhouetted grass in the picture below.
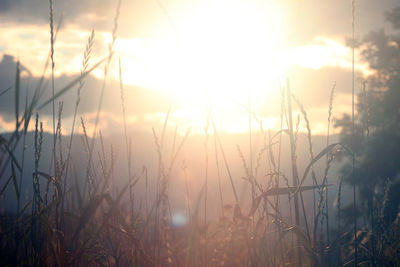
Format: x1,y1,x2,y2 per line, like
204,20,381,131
2,0,400,266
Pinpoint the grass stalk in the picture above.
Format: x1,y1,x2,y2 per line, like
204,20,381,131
351,1,358,265
324,82,336,259
211,118,239,203
0,16,63,174
213,126,225,219
285,79,302,266
276,85,287,264
292,95,316,244
182,161,191,222
337,175,344,266
86,0,121,188
248,88,255,201
49,0,57,178
203,112,210,266
118,58,134,216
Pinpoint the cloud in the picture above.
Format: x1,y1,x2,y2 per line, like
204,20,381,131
255,64,364,123
0,46,370,136
1,0,399,45
286,65,364,108
282,0,399,46
0,0,112,25
0,54,175,130
0,0,165,39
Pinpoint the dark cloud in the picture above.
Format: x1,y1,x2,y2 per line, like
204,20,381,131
0,54,31,87
0,56,368,136
282,0,399,46
0,0,112,24
0,54,176,124
1,1,399,43
0,0,167,39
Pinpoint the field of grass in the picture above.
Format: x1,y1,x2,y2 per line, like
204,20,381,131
1,1,400,266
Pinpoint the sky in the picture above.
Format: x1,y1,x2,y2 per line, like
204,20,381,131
0,0,399,136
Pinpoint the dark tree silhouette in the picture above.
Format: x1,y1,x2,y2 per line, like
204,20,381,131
335,7,400,266
336,6,400,206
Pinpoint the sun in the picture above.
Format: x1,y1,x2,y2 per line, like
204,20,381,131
116,0,287,132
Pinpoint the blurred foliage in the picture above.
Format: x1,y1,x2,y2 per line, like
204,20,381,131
336,6,400,202
335,7,400,265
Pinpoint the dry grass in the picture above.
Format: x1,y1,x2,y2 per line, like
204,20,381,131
1,1,400,267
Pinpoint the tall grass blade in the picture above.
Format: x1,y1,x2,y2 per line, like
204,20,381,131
11,162,20,200
0,86,12,97
0,175,13,196
211,118,239,203
285,79,302,266
37,56,107,110
264,185,326,197
351,1,358,265
14,60,20,130
70,193,106,245
297,143,343,192
1,141,22,172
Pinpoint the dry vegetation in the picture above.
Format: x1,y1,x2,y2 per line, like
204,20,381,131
0,1,399,266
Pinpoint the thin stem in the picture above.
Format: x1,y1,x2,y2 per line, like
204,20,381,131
286,79,302,267
49,0,57,178
211,119,239,203
86,0,121,191
351,1,358,266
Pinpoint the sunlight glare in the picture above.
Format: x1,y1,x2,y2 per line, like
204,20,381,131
115,0,287,131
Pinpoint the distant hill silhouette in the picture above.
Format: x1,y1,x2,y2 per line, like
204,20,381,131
1,130,352,228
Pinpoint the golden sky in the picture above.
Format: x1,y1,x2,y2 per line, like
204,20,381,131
0,0,397,135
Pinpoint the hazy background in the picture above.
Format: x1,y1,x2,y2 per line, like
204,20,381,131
0,0,398,136
0,0,398,223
